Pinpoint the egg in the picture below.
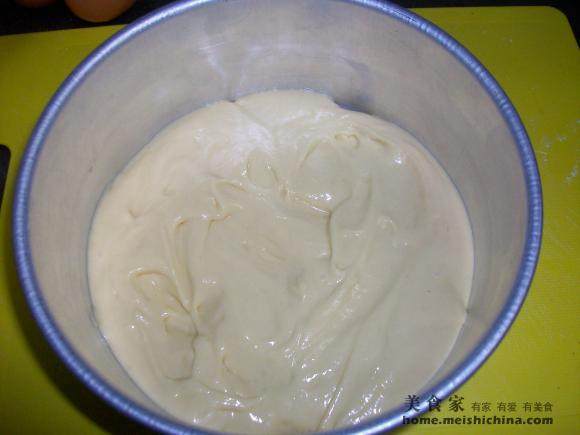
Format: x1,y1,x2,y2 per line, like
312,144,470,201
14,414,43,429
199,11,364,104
64,0,136,23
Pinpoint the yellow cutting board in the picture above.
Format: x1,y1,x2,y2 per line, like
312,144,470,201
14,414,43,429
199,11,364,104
0,6,577,434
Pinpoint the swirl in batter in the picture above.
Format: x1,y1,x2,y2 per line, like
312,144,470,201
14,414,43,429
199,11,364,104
89,91,473,433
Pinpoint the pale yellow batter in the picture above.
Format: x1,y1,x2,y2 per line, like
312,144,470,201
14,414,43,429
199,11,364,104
89,91,473,433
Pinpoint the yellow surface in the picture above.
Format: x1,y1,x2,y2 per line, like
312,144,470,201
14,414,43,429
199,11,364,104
0,6,577,434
